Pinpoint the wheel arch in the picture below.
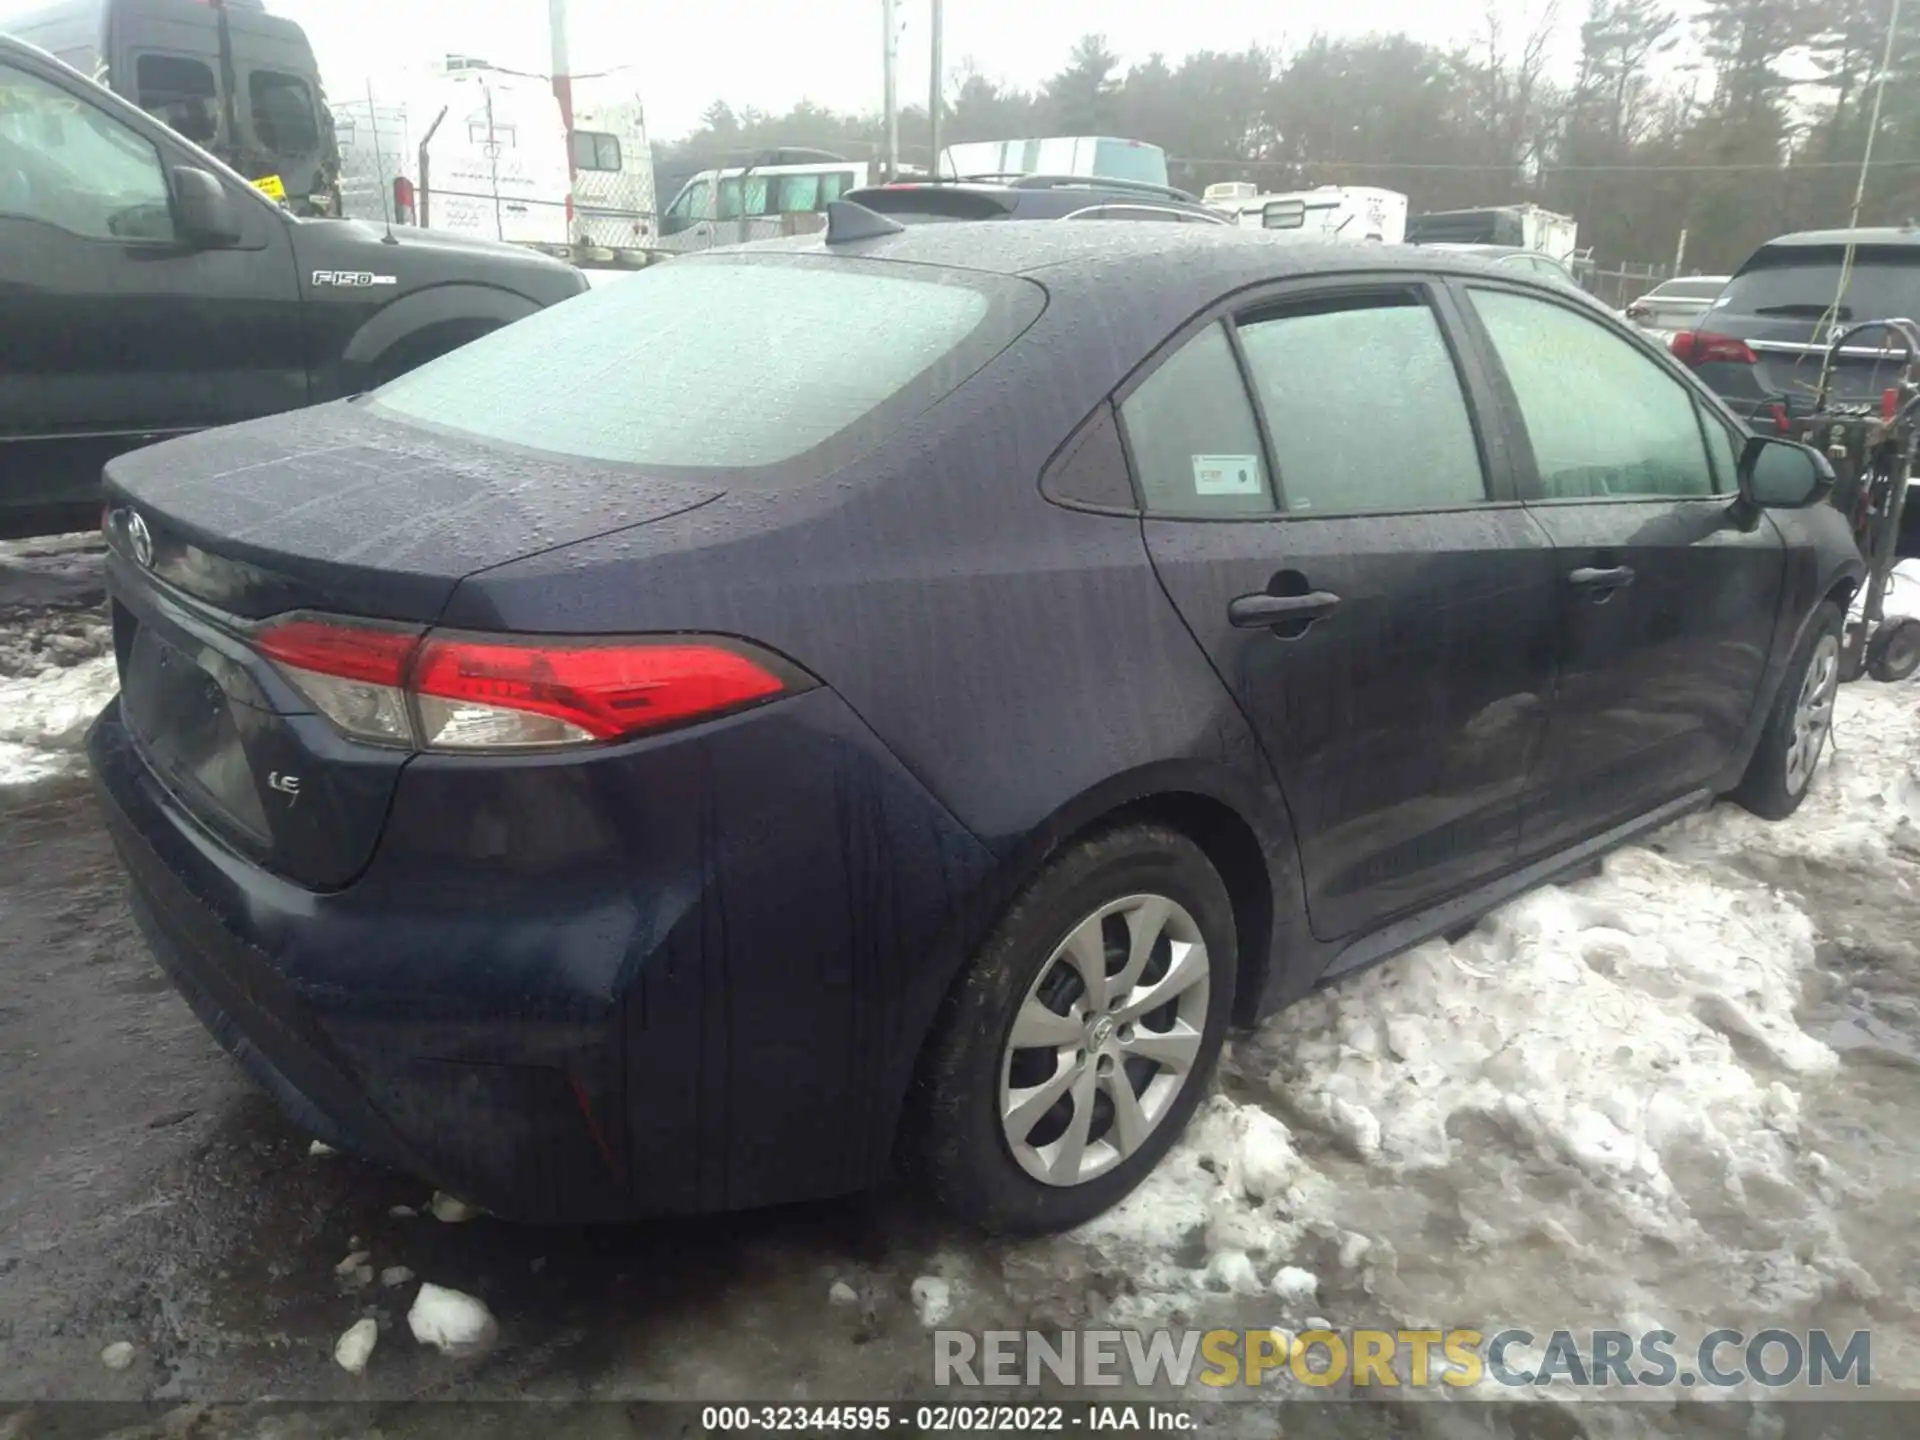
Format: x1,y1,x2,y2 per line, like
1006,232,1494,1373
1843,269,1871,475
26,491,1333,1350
332,284,542,396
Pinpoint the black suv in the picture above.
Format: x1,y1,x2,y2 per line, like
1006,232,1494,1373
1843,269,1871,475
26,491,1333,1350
842,173,1230,226
1669,226,1920,425
0,35,588,539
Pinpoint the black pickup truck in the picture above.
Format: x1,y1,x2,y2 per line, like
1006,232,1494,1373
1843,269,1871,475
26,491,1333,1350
0,32,588,539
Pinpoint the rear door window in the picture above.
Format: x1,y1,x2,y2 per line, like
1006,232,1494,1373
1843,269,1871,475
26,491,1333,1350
369,257,1040,476
135,53,219,146
1118,322,1273,516
570,130,621,171
248,69,318,156
1236,293,1488,514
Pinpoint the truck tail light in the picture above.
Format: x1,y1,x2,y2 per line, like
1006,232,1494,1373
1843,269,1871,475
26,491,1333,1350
392,176,416,225
254,616,803,751
1670,330,1756,366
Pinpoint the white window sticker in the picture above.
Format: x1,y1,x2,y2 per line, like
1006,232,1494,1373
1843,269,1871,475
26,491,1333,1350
1192,454,1263,496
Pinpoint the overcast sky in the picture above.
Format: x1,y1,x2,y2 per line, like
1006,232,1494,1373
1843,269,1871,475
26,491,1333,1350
262,0,1605,142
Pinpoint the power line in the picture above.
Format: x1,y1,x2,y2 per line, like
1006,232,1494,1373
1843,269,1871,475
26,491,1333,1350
1168,155,1920,173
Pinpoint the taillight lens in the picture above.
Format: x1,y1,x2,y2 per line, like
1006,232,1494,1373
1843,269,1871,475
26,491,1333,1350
410,635,789,750
252,616,799,752
392,176,416,225
255,617,420,746
1670,330,1756,366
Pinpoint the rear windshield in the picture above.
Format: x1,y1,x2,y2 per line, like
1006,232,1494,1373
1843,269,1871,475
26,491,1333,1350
369,256,1040,473
1718,245,1920,322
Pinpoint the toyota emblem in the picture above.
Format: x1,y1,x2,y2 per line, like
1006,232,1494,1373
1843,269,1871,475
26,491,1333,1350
128,511,154,569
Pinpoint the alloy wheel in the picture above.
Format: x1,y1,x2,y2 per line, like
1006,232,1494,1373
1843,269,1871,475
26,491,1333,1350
998,893,1211,1187
1785,633,1840,796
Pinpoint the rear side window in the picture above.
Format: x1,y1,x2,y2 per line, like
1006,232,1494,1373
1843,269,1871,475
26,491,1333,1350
370,258,1037,473
249,70,318,156
570,130,621,171
1718,245,1920,323
1471,288,1718,499
135,53,218,146
1118,322,1272,515
1237,296,1486,514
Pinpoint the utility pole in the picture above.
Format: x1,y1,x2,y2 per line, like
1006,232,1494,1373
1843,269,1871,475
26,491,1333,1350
928,0,944,177
881,0,900,180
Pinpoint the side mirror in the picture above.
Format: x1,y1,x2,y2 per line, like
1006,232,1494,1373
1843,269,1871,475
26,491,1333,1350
170,165,241,247
1262,199,1305,231
1741,433,1835,508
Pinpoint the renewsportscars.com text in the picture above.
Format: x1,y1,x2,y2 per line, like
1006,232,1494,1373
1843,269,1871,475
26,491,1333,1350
933,1327,1873,1390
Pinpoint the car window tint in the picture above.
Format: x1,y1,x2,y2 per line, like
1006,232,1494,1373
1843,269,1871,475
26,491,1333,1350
0,63,175,241
371,258,1022,471
248,69,317,156
1118,322,1272,515
1470,289,1717,500
1701,408,1741,495
1237,298,1486,514
135,53,218,146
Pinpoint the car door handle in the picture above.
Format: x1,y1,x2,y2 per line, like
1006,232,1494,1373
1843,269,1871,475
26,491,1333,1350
1228,591,1342,629
1569,565,1635,589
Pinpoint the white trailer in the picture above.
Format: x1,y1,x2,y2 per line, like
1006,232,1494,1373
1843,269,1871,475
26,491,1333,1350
332,58,572,250
1405,203,1580,262
1219,185,1410,244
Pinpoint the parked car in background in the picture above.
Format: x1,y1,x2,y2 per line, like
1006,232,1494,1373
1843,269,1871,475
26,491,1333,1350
1407,203,1579,265
843,174,1227,225
89,222,1859,1236
0,33,586,538
1667,227,1920,426
1417,242,1580,287
937,135,1170,188
1624,275,1729,335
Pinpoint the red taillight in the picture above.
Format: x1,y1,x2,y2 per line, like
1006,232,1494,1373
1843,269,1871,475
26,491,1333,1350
411,635,788,747
392,176,416,225
255,618,416,687
1670,330,1756,366
250,616,796,752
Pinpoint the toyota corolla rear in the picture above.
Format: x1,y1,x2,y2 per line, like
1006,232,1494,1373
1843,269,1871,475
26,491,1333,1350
86,248,1046,1221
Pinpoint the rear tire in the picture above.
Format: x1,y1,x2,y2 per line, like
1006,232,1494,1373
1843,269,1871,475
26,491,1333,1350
910,825,1235,1234
1733,601,1843,820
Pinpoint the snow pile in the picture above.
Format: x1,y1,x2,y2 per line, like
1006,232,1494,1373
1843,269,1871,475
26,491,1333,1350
1078,818,1879,1384
333,1318,378,1375
407,1283,497,1356
0,652,116,786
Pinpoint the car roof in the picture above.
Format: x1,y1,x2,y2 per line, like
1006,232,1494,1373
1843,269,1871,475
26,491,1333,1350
731,221,1603,298
1756,226,1920,250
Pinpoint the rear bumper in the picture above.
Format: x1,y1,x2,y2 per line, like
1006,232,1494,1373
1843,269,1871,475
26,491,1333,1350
88,684,1000,1222
89,700,631,1220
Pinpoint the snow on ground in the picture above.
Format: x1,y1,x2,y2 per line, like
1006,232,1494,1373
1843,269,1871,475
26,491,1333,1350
1074,675,1920,1406
0,534,115,787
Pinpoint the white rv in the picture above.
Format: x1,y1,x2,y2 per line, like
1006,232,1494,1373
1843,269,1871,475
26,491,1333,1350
1218,185,1410,244
332,57,571,249
937,136,1170,188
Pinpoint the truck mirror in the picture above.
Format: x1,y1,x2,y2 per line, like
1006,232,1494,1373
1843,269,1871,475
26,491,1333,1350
171,166,242,248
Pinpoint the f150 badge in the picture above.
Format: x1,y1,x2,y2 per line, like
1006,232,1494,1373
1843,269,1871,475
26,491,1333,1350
312,270,398,288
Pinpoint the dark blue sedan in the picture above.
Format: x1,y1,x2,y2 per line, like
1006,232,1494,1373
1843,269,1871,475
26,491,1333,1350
88,215,1863,1233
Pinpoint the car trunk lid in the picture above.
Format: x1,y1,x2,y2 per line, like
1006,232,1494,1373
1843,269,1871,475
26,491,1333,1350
102,401,724,889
